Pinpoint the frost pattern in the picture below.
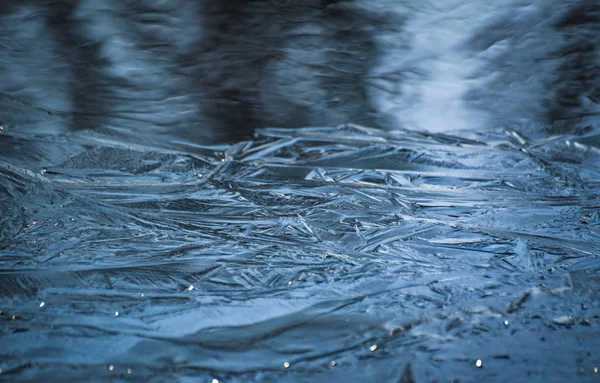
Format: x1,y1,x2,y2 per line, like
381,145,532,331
1,124,600,381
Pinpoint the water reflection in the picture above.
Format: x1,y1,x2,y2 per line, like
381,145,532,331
0,1,597,144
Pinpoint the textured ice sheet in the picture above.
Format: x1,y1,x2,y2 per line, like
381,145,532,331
1,124,600,382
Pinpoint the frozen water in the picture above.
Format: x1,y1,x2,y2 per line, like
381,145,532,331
0,0,599,381
1,123,599,381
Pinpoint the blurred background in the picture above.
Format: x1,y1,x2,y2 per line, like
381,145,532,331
0,0,598,143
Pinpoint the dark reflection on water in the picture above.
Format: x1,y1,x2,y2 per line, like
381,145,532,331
0,0,598,142
1,0,400,142
1,1,600,382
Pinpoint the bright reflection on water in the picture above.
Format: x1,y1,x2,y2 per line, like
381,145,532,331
0,0,599,382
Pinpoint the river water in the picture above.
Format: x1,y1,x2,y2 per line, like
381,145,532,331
1,1,599,382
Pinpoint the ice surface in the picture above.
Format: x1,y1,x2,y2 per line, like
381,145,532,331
1,123,599,382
